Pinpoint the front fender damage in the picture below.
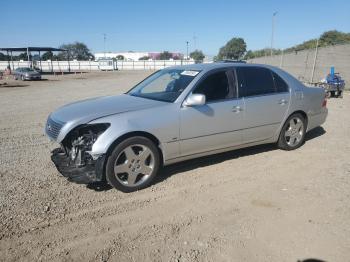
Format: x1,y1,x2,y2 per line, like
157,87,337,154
51,149,105,184
50,123,109,184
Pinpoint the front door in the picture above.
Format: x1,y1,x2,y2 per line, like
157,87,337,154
180,69,244,156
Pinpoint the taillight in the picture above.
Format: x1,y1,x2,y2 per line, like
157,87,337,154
322,95,327,107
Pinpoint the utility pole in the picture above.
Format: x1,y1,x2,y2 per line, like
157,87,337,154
103,33,107,58
27,47,31,68
186,41,189,60
193,33,197,50
271,12,278,56
310,38,319,83
279,49,284,68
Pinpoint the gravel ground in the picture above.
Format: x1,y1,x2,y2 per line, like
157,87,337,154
0,71,349,262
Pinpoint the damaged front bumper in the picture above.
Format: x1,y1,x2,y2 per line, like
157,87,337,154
51,148,106,184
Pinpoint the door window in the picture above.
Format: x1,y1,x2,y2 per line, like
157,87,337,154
193,71,232,102
237,67,275,97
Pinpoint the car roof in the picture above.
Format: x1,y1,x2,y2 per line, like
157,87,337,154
169,62,278,72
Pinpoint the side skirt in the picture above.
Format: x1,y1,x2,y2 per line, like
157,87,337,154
163,138,275,166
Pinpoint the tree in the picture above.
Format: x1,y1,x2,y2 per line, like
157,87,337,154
217,37,247,60
159,51,172,60
244,48,282,59
244,50,254,60
0,52,9,61
116,55,125,60
139,56,149,60
42,51,53,61
18,52,32,61
319,30,350,46
284,30,350,53
190,50,205,62
57,42,94,60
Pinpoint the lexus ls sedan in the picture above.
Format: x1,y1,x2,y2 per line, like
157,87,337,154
45,63,328,192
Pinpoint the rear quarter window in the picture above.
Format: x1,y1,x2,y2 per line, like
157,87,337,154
272,71,289,93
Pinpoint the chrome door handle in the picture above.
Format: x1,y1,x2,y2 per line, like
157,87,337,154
278,99,288,105
232,106,243,113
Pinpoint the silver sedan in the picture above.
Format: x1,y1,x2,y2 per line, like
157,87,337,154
46,63,328,192
14,67,41,80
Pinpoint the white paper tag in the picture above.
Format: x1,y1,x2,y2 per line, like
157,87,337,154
181,70,199,77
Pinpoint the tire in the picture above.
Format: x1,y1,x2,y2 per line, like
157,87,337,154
105,136,160,193
330,91,335,97
339,91,343,98
21,75,25,81
277,113,306,151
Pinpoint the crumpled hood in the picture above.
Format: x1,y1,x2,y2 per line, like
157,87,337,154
50,94,166,126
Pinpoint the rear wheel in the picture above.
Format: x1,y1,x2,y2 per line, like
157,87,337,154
105,136,160,192
277,113,306,150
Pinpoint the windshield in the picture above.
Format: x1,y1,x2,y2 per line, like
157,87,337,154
127,69,200,102
22,68,34,72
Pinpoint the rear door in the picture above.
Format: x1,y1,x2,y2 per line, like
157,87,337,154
236,66,290,143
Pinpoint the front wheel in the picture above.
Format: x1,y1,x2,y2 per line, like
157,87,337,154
105,136,160,192
277,113,306,150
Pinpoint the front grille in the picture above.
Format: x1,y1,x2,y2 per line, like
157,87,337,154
46,116,65,140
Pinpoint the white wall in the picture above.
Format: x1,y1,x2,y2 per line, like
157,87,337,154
95,52,149,61
0,60,195,72
248,43,350,86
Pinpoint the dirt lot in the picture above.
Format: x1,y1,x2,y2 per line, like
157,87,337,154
0,71,349,262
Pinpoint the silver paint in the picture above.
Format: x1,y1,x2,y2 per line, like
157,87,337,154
45,63,328,165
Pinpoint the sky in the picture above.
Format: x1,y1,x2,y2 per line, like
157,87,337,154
1,0,349,56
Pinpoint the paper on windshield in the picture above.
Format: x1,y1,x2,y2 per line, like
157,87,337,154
181,70,199,77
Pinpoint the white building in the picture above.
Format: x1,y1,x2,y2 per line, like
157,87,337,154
94,51,184,61
95,52,150,61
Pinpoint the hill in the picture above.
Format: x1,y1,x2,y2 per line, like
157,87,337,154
245,30,350,59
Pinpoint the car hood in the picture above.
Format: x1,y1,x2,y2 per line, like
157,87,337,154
50,94,167,125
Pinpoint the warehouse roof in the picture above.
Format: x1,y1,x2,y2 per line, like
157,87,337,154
0,47,66,52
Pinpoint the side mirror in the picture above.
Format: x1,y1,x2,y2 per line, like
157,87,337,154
183,94,206,107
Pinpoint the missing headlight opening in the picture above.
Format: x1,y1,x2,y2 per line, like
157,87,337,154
51,123,110,184
62,123,110,166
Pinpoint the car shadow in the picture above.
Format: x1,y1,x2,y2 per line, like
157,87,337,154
86,126,326,192
305,126,326,140
297,259,326,262
86,181,112,191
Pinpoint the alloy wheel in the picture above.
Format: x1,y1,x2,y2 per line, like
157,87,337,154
284,117,304,147
114,144,155,187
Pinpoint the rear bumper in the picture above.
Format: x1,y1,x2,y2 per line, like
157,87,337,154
51,148,105,184
307,109,328,132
